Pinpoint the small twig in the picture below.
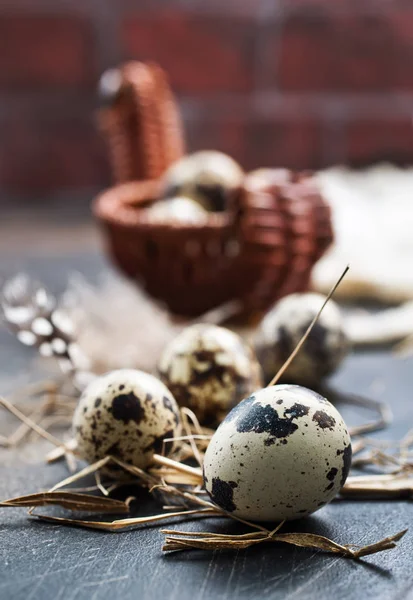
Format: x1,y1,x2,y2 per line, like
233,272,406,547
351,530,408,558
163,434,212,443
342,475,413,499
45,438,78,463
0,491,129,513
151,454,203,482
110,456,159,487
32,507,218,532
334,390,393,437
64,450,78,474
0,433,10,447
162,527,407,558
0,395,63,448
181,407,205,438
49,456,112,492
154,483,272,534
351,439,366,456
179,409,204,468
7,404,46,446
95,471,110,496
6,380,61,402
149,469,202,486
161,529,266,540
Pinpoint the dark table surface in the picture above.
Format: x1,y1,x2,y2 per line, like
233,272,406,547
1,214,413,600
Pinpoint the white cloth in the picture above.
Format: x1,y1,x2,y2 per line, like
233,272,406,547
313,164,413,303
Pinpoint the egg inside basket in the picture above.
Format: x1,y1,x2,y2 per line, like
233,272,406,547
93,61,333,319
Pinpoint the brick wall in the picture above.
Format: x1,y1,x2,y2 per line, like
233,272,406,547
1,0,413,201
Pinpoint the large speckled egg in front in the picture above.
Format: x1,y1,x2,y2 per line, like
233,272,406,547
255,293,349,386
157,324,263,424
203,385,352,522
73,369,181,472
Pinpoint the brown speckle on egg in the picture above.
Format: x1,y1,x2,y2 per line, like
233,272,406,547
110,392,145,425
340,444,352,486
312,410,336,430
326,467,338,481
209,477,238,513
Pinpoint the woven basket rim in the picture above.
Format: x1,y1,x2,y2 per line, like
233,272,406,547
93,180,235,231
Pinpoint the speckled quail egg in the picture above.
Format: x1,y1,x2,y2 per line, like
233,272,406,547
157,324,263,424
203,384,352,522
73,369,181,473
160,151,244,212
146,196,208,224
255,293,349,386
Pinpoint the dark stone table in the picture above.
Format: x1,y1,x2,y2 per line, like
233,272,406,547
1,215,413,600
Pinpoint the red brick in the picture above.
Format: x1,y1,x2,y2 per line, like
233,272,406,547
346,118,413,165
280,0,396,10
118,0,263,16
121,12,255,94
0,16,96,88
184,110,324,170
276,10,413,91
185,114,248,166
246,118,323,171
0,108,109,194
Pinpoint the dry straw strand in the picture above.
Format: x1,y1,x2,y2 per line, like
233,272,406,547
268,265,350,387
162,527,407,558
0,491,129,513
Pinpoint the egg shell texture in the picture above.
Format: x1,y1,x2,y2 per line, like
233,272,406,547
158,324,263,424
203,384,352,522
73,369,181,471
256,293,349,385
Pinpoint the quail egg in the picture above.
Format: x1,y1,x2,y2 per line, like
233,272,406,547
160,151,244,212
146,196,208,224
157,324,263,424
203,384,352,521
255,293,349,386
73,369,181,473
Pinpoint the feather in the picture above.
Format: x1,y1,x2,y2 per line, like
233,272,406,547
62,273,182,378
1,273,239,391
0,274,89,381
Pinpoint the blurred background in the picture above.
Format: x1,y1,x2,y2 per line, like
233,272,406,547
1,0,413,210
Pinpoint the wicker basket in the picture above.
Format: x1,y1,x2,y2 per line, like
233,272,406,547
97,61,185,183
94,61,333,319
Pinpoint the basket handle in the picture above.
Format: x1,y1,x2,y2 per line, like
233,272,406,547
97,61,186,184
